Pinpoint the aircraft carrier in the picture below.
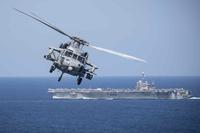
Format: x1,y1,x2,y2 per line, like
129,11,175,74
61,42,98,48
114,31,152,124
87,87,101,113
48,74,191,100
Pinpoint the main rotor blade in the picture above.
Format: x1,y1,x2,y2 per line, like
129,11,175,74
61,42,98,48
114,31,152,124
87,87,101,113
14,8,73,39
88,44,146,63
14,8,146,63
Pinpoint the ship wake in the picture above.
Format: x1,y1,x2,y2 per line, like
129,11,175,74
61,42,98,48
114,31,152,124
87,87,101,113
189,97,200,100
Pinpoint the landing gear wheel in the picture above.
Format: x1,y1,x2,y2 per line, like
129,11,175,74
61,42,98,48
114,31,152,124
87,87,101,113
58,76,62,82
49,65,55,73
58,73,63,82
86,73,93,80
77,77,82,85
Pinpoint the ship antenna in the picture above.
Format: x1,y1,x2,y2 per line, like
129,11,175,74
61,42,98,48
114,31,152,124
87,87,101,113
142,72,145,80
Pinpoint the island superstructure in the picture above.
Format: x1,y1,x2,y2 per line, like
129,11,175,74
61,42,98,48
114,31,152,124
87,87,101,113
48,73,191,99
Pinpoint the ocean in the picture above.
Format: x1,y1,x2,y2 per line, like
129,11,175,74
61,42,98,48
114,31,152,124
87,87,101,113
0,76,200,133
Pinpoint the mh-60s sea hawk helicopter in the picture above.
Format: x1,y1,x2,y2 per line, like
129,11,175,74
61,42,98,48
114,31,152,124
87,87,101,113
15,9,146,85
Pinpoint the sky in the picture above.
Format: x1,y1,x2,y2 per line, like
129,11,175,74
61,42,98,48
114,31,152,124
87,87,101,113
0,0,200,77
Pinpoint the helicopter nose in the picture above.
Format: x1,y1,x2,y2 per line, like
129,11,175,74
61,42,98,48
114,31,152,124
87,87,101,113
68,66,73,71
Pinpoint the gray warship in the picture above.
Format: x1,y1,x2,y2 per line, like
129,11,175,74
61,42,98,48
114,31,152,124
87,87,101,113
48,74,191,99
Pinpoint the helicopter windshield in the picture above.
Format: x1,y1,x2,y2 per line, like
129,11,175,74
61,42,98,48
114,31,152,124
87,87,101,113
72,54,78,59
64,50,85,64
65,51,73,57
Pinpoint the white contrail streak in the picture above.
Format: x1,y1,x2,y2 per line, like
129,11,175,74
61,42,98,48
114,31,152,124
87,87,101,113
89,45,146,63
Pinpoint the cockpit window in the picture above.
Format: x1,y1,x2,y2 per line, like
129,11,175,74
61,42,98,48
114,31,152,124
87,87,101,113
65,51,72,57
64,50,85,63
72,54,78,60
78,56,85,64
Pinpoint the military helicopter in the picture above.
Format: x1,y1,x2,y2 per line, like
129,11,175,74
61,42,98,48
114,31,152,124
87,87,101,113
14,8,146,85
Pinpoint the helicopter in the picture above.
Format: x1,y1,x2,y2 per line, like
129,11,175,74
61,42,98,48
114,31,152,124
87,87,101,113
14,8,146,85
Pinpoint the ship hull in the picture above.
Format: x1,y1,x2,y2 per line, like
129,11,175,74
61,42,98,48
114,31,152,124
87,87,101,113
48,88,191,100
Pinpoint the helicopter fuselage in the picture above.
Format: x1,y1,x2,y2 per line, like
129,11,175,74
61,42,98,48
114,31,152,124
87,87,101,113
44,43,96,84
55,49,86,76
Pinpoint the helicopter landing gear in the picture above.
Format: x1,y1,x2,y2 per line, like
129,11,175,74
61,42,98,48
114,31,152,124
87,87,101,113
49,65,56,73
58,73,64,82
77,76,82,85
86,73,93,80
